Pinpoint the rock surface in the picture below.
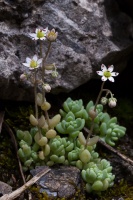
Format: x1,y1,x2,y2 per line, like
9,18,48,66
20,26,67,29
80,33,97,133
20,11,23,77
0,0,133,101
30,165,81,198
0,181,12,196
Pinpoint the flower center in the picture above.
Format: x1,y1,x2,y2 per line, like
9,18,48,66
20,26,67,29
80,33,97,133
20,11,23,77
37,30,45,38
30,60,37,68
103,71,111,78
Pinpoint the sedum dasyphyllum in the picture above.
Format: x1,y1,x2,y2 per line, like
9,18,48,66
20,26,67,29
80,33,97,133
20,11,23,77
17,29,126,194
18,26,60,169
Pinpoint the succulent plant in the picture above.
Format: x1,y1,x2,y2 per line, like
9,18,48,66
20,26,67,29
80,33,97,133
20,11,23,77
81,159,115,193
17,25,125,195
46,136,99,168
17,130,33,146
16,125,115,193
59,97,88,119
16,127,57,170
56,111,85,138
16,97,126,194
58,98,126,146
86,100,103,115
86,101,126,146
17,139,39,171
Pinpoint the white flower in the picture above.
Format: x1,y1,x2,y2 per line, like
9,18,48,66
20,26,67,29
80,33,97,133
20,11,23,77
22,55,42,70
29,28,48,40
108,97,117,108
97,64,119,82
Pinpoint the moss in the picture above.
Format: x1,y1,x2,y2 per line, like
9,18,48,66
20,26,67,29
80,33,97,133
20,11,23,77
0,133,17,170
97,179,133,200
0,131,20,187
29,180,133,200
5,102,34,130
29,184,88,200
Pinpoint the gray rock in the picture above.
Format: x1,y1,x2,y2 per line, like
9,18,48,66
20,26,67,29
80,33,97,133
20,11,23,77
30,165,82,198
0,0,133,101
0,181,12,195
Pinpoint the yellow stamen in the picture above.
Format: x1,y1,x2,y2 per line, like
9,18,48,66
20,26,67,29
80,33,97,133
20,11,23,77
30,60,37,68
103,71,111,78
37,30,45,38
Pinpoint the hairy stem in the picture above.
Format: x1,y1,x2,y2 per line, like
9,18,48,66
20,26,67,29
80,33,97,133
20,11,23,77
34,70,38,119
102,89,113,98
94,81,105,111
85,81,105,147
40,41,52,127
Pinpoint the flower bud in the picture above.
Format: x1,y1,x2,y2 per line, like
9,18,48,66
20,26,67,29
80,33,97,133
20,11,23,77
108,97,117,108
45,63,55,70
52,70,58,77
43,84,51,93
101,97,108,105
20,73,27,81
46,29,58,42
88,109,97,119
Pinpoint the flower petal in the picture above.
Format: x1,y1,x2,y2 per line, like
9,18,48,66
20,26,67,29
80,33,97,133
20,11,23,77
33,55,38,61
108,65,114,72
26,57,31,63
111,72,119,77
35,65,39,68
101,64,107,72
37,58,43,65
97,71,104,76
35,29,39,34
22,63,30,67
101,76,107,81
29,33,36,38
40,37,46,40
108,77,114,82
34,37,39,40
43,27,48,33
29,68,36,70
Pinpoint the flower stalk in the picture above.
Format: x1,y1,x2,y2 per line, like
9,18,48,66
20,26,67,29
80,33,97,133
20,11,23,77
85,81,105,147
40,41,52,127
22,27,58,130
85,64,119,147
34,70,38,119
41,41,52,95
